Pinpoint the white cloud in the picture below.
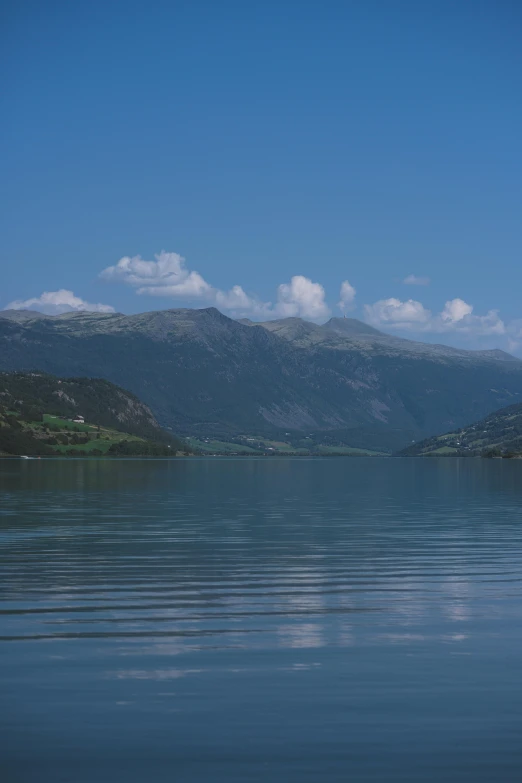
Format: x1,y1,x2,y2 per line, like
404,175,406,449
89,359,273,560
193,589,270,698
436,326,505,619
439,300,505,335
337,280,356,312
276,276,330,320
101,251,266,315
441,298,473,323
100,252,214,299
364,298,431,328
100,251,330,321
5,289,115,316
403,274,430,286
215,285,259,312
96,250,514,346
365,296,505,337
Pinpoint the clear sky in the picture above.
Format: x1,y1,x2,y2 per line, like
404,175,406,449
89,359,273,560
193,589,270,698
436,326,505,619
2,1,521,351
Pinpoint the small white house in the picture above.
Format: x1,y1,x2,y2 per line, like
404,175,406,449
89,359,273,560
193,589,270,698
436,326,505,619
73,415,85,424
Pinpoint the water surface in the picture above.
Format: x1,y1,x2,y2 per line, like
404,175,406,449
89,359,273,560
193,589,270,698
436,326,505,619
1,458,522,782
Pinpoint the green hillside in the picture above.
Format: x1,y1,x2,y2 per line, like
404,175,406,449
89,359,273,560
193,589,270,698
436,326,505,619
398,402,522,457
0,372,191,457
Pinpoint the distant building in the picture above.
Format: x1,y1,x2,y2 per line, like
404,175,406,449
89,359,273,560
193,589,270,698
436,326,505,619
73,415,85,424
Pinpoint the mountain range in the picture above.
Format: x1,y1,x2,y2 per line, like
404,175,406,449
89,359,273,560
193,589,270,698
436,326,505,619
1,306,521,453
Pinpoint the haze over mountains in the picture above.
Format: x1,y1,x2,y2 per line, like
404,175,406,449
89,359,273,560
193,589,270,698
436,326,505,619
1,306,521,453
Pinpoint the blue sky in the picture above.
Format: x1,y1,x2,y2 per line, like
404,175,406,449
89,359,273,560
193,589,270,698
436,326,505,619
2,1,521,350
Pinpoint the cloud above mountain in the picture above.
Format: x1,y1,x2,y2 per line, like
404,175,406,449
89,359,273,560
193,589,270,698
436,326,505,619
6,289,115,316
364,297,505,336
100,251,331,320
5,251,518,351
337,280,356,312
97,250,519,348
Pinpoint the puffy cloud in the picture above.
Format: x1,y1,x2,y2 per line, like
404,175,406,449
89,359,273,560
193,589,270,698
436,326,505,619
100,252,213,299
364,298,431,328
403,274,430,286
441,298,473,323
101,250,267,314
215,285,259,312
337,280,356,312
438,299,505,335
100,251,330,321
276,276,330,320
5,289,115,316
465,310,506,336
96,250,512,344
365,296,505,337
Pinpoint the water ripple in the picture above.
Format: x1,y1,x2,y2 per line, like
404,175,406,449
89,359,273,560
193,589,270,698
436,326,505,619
2,458,522,781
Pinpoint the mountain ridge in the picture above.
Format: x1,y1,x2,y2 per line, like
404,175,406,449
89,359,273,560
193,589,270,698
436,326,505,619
1,306,521,452
1,307,518,362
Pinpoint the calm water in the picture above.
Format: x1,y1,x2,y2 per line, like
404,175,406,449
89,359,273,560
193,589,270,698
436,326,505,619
1,458,522,782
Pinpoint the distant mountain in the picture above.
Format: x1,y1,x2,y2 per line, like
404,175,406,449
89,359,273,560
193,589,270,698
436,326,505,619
1,307,522,452
0,372,189,456
323,317,386,339
398,401,522,457
251,314,518,360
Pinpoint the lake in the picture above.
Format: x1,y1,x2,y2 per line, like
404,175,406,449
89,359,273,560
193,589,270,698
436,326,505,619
1,457,522,782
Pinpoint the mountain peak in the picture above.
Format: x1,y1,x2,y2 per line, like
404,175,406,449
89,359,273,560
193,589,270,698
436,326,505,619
256,317,322,339
0,309,50,322
322,317,384,337
196,306,222,315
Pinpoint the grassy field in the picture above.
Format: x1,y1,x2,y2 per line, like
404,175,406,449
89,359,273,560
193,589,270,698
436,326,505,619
186,438,260,454
31,414,147,453
317,445,387,456
254,439,308,453
187,436,312,454
185,435,385,456
42,414,93,432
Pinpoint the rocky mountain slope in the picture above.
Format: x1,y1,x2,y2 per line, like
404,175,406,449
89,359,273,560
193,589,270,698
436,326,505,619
399,401,522,457
1,307,521,452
